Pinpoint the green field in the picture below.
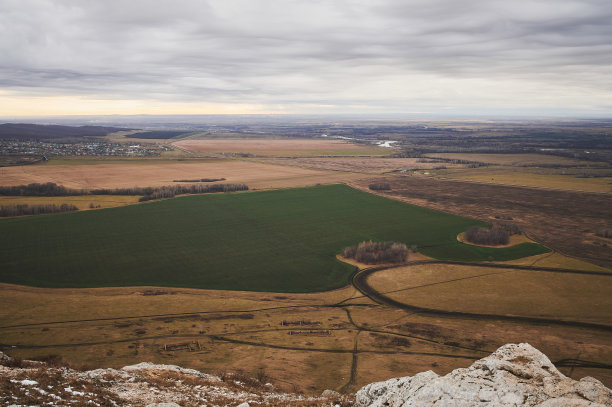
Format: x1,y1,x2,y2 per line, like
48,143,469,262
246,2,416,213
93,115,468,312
0,185,548,292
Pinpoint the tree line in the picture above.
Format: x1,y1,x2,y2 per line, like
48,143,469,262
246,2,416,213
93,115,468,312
0,182,248,202
172,178,226,183
0,204,78,217
0,182,86,196
139,184,248,201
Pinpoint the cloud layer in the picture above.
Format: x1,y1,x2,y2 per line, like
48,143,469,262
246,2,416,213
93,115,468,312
1,0,611,115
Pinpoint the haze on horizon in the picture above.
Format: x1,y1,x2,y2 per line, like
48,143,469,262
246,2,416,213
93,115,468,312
1,0,611,118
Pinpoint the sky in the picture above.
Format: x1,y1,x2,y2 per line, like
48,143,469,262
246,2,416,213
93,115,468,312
1,0,611,117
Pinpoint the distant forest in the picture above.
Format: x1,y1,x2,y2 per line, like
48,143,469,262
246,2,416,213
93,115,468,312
0,123,130,141
128,130,193,139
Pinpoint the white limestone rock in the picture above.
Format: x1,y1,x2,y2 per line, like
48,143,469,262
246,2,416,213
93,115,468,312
355,343,612,407
122,362,217,379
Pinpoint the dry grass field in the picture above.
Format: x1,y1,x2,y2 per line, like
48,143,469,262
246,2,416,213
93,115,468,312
0,159,364,190
1,271,610,392
367,263,612,324
506,252,611,272
270,157,465,173
2,275,611,392
425,153,604,167
0,195,140,210
173,138,389,156
442,168,612,193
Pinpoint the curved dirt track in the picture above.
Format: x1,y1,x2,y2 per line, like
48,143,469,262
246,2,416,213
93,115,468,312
352,260,612,332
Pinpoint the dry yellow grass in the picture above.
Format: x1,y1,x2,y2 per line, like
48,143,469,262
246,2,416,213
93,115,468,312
0,195,140,210
367,264,612,323
426,153,603,166
0,159,364,190
1,280,611,391
442,169,612,193
270,157,464,173
0,283,355,326
505,252,611,272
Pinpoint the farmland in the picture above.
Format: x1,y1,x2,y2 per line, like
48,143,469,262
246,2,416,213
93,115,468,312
0,184,548,291
1,253,610,392
0,195,140,210
367,263,612,324
352,176,612,268
1,119,611,394
0,158,363,190
173,138,389,156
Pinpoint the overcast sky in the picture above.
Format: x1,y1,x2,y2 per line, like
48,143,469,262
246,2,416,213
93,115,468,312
1,0,611,116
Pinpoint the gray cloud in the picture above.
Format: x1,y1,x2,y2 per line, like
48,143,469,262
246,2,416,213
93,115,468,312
1,0,611,114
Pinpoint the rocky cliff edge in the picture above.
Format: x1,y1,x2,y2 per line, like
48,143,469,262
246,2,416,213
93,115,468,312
355,343,611,407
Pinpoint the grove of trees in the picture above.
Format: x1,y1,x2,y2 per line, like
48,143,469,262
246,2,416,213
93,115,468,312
464,226,510,245
342,240,409,264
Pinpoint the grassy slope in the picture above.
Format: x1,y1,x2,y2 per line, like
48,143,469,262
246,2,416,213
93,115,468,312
0,185,548,292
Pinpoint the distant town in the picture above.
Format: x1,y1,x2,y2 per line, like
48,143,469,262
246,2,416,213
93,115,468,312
0,140,173,158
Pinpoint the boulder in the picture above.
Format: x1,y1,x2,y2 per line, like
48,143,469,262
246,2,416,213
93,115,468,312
356,343,612,407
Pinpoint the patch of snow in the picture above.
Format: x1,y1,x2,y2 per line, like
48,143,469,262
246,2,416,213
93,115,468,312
10,379,38,386
64,386,86,396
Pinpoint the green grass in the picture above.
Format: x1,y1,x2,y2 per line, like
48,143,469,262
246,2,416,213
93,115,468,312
0,185,548,292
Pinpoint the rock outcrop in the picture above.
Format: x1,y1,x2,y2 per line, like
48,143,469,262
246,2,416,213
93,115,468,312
2,344,610,406
0,352,349,406
356,343,612,406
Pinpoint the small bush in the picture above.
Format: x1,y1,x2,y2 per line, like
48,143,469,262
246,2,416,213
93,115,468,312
369,183,391,191
342,241,408,264
464,226,509,246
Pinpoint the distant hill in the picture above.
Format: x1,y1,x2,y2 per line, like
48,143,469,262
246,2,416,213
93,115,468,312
0,123,131,141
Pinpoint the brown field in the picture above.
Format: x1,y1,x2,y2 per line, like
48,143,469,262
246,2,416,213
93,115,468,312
351,176,612,268
506,252,611,272
1,276,610,392
270,157,465,173
425,153,605,166
367,264,612,324
173,138,389,156
0,159,364,190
